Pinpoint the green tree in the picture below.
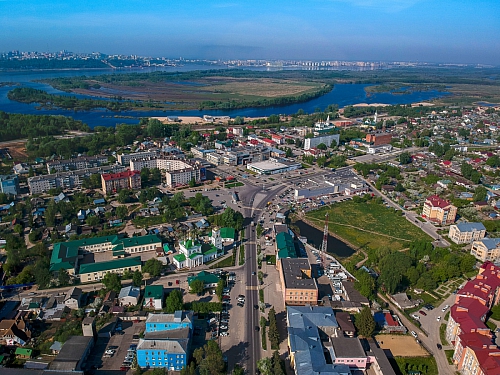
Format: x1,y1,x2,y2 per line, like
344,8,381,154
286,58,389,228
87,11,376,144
232,365,244,375
58,269,70,286
190,279,205,294
132,270,143,287
216,280,224,302
354,271,376,300
143,258,163,277
86,215,100,226
355,306,376,337
316,156,327,168
180,362,197,375
193,340,225,375
474,186,488,202
316,143,327,150
399,151,412,165
268,307,280,350
256,224,264,238
272,351,285,375
118,189,133,203
102,272,122,292
188,177,196,188
165,289,184,313
116,205,129,220
330,139,338,149
33,256,51,289
13,224,23,234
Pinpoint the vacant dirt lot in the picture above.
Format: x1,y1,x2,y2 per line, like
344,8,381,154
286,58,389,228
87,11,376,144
374,334,429,357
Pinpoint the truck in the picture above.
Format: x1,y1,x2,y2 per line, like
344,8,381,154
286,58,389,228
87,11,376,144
251,221,255,226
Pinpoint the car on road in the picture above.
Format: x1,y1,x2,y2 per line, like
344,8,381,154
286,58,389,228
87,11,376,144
237,302,244,307
418,310,427,316
120,367,130,371
411,314,420,320
442,304,449,312
252,272,256,276
437,316,441,322
255,326,260,331
411,331,418,338
437,343,442,350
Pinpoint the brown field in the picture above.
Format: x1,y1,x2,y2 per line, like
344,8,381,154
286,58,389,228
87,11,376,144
374,334,429,357
0,140,29,162
71,77,323,103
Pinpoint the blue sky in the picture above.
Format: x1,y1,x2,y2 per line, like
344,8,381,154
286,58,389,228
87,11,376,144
1,0,499,64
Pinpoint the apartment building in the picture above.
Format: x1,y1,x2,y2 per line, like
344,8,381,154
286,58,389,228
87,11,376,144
117,150,160,165
449,223,487,244
79,257,142,282
303,134,340,150
129,156,187,172
164,160,206,188
279,258,318,306
422,195,457,225
46,156,108,173
101,170,141,194
0,174,20,196
471,238,500,263
28,165,125,194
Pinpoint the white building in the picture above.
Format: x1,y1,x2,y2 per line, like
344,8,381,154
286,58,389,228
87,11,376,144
246,159,301,175
303,134,340,150
449,223,487,244
172,238,222,269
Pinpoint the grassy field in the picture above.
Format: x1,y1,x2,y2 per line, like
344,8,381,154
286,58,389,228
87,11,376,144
306,200,430,252
394,357,438,375
444,350,454,365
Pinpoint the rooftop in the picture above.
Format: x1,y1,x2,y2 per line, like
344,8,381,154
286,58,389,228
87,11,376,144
78,256,141,274
280,258,317,290
330,337,366,358
144,285,164,300
455,222,486,232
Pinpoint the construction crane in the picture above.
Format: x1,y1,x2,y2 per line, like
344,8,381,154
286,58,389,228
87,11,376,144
320,213,329,269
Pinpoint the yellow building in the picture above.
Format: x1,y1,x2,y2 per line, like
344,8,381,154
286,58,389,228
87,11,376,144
470,238,500,262
78,256,142,283
449,223,486,244
422,195,457,225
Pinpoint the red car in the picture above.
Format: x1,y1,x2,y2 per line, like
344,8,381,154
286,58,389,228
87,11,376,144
120,366,130,371
175,279,180,285
419,310,427,316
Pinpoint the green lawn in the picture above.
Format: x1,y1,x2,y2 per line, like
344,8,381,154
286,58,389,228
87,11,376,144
394,357,438,375
439,324,448,346
444,350,454,365
266,255,276,265
486,320,497,331
239,245,245,266
306,200,430,252
225,182,244,188
209,254,235,269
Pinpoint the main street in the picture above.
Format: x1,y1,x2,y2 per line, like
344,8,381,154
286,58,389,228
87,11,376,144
239,181,289,374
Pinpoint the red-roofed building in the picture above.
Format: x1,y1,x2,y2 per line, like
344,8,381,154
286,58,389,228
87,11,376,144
261,138,276,146
447,262,500,374
271,134,284,145
422,195,457,225
101,170,141,195
384,313,398,327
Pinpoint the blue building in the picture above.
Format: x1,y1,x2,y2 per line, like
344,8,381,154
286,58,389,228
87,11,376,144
0,175,20,196
137,311,193,370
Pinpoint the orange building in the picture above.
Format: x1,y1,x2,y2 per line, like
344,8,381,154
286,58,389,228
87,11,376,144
279,258,318,306
365,132,392,146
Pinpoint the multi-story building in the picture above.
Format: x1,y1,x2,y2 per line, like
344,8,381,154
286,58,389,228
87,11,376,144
143,285,165,310
449,223,487,244
365,132,393,146
164,160,206,188
446,262,500,374
286,306,351,375
28,165,125,194
471,238,500,263
78,256,142,282
279,258,318,306
422,195,457,225
50,234,161,278
117,150,160,165
46,156,108,173
101,170,141,194
136,311,193,371
303,134,340,150
0,174,20,196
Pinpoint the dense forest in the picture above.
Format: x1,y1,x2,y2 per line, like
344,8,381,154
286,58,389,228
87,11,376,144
0,111,90,141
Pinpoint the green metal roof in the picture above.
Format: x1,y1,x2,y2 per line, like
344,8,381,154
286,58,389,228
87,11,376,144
28,302,40,309
173,254,186,262
182,239,200,249
201,243,218,256
276,232,296,258
220,227,235,240
188,271,220,286
189,252,202,260
119,235,161,248
113,250,126,256
144,285,164,300
78,256,141,274
15,348,32,356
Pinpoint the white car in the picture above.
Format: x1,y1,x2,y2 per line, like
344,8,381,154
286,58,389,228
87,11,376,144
442,305,449,312
411,331,418,338
411,314,420,320
437,316,441,322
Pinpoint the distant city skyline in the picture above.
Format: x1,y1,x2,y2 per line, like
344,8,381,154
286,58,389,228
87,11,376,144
1,0,499,65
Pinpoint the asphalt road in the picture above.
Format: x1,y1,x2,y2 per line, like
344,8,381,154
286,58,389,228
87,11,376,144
240,182,289,374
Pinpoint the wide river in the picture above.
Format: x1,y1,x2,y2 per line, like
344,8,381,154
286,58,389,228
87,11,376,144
0,65,450,128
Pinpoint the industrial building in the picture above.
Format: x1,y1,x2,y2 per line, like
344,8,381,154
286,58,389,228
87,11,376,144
247,159,301,175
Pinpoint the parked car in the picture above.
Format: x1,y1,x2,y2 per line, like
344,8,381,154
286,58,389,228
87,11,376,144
411,331,418,338
418,310,427,316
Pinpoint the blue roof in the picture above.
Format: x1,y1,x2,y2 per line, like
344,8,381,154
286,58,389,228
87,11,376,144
287,306,349,375
479,238,500,250
93,198,106,205
455,222,486,232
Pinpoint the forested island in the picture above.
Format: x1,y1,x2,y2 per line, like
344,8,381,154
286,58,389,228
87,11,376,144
0,111,90,141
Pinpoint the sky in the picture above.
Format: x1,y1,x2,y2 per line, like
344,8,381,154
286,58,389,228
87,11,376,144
1,0,499,65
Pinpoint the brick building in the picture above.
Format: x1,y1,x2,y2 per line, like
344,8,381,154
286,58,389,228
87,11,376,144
101,170,141,194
